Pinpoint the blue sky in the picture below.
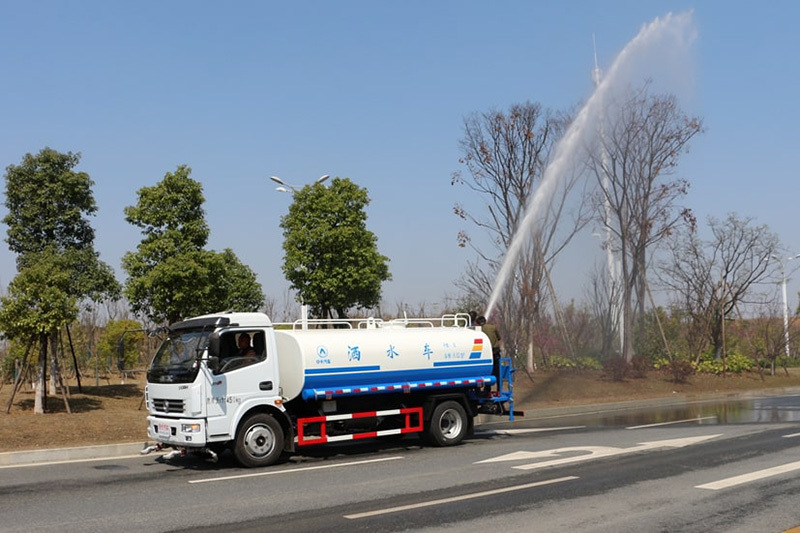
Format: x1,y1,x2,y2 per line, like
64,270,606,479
0,1,798,316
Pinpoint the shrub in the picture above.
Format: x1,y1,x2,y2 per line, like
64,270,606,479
603,356,629,381
775,356,800,369
653,356,671,370
725,353,755,374
695,359,724,375
666,358,694,383
549,355,577,371
576,357,603,371
694,353,754,375
548,355,602,372
630,355,651,378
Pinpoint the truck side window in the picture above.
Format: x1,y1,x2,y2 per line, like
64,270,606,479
253,332,266,358
216,331,266,374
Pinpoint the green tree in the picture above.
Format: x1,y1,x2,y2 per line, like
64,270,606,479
280,177,390,319
96,318,144,370
4,149,96,257
122,165,263,324
0,148,119,413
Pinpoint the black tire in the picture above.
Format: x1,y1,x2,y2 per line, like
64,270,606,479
233,413,284,468
206,442,228,454
427,400,468,446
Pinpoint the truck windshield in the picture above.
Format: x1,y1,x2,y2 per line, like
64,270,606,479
147,329,209,384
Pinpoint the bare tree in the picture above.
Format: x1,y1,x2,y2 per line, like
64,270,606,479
660,214,781,363
587,83,702,360
745,298,786,376
585,263,623,359
453,102,590,372
658,230,715,364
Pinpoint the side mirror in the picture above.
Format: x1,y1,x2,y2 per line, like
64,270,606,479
207,332,221,358
207,356,220,372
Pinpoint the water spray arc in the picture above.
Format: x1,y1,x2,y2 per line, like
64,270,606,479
484,12,697,328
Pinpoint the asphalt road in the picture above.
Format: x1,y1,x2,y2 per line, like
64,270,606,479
2,394,800,532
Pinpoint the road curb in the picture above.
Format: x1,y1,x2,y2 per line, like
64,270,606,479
0,442,146,467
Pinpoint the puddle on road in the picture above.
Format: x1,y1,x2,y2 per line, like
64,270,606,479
559,396,800,428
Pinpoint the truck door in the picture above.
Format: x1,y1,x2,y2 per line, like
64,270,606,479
205,329,273,439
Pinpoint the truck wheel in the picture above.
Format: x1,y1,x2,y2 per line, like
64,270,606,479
428,401,468,446
234,414,284,468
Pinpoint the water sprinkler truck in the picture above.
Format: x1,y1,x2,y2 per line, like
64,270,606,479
141,311,518,467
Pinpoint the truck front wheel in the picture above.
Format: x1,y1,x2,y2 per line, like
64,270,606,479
428,401,468,446
234,413,284,468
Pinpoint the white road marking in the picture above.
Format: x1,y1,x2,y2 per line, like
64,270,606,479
343,476,578,519
189,456,404,484
627,416,717,429
482,426,585,435
783,432,800,438
476,434,721,471
0,453,162,469
696,460,800,490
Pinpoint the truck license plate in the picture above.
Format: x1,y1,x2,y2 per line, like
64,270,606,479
157,423,171,438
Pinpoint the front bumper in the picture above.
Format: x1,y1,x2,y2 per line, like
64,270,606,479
147,415,208,448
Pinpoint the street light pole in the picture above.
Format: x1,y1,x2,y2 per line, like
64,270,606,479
773,253,800,359
270,174,329,193
269,174,331,328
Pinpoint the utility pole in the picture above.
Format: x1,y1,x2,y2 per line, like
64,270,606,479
593,34,624,355
773,253,800,359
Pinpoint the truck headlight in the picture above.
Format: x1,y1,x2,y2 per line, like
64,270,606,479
181,423,202,433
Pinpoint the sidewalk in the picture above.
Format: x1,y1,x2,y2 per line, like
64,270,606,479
3,386,799,468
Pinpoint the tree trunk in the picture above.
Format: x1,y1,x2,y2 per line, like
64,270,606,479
5,338,35,414
34,333,47,414
52,332,71,413
66,325,82,392
49,334,59,392
527,337,535,374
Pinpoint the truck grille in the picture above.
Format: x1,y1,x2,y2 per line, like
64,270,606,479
152,398,185,414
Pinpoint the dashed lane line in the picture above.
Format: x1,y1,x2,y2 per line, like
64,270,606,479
344,476,578,519
189,456,404,484
696,460,800,490
482,426,586,435
626,416,716,429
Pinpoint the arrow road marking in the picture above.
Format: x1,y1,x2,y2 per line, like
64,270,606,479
476,434,721,471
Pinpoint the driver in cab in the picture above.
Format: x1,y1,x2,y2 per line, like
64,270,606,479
217,333,258,373
237,333,256,357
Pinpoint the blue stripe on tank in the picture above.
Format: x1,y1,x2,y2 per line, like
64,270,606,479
303,364,492,390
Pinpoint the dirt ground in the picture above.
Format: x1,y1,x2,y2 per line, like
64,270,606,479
1,368,800,453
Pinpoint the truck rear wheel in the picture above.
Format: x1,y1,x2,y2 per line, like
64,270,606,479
428,401,468,446
234,413,283,468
